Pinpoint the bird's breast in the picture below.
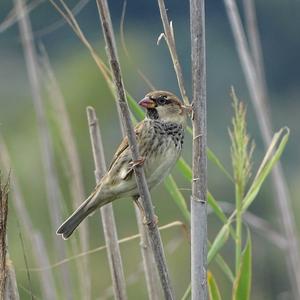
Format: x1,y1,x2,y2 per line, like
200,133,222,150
141,121,184,187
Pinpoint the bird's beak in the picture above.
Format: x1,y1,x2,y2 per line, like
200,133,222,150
138,97,156,108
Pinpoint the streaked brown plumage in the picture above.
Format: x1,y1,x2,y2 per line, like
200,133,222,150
57,91,190,239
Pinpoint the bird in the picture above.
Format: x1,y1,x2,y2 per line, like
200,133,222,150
57,91,190,239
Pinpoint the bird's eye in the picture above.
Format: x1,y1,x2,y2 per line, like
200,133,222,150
157,96,167,105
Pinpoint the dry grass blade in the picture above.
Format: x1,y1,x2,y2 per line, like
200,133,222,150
87,107,128,300
96,0,175,298
34,0,89,38
242,0,268,106
223,0,270,142
14,0,76,298
0,137,56,300
0,0,43,33
49,0,111,81
32,233,57,299
157,0,189,105
38,46,92,293
190,0,208,299
223,0,300,296
39,44,86,211
26,221,184,271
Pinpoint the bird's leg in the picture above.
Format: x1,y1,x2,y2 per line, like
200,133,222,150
133,196,158,226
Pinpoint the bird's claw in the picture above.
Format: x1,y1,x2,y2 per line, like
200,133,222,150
129,157,145,168
143,214,159,227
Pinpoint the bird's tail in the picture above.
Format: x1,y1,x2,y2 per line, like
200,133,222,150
57,188,110,239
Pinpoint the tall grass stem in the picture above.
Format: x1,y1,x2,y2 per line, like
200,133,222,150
87,107,128,300
190,0,208,299
96,0,174,298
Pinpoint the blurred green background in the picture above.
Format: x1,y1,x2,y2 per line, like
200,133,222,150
0,0,300,299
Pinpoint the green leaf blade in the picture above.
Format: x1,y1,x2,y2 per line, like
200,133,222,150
242,127,289,212
208,223,230,264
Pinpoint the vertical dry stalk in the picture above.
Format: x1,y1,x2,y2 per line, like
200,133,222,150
242,0,268,105
134,207,161,300
0,137,56,300
0,176,9,300
223,0,300,297
190,0,208,299
223,0,271,141
0,177,20,300
120,8,161,296
5,254,20,300
32,233,57,300
38,46,93,297
38,45,86,222
96,0,174,299
87,107,127,300
14,0,77,298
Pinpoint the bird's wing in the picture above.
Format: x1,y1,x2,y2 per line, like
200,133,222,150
108,121,144,171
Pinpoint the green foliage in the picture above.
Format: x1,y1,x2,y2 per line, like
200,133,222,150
170,91,288,298
241,127,289,213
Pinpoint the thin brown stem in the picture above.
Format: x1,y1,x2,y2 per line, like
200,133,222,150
190,0,208,299
120,8,162,295
134,205,161,300
96,0,174,298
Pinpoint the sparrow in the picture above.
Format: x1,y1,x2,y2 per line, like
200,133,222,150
57,91,190,239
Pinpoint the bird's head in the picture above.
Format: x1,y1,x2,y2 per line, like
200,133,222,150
138,91,191,125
